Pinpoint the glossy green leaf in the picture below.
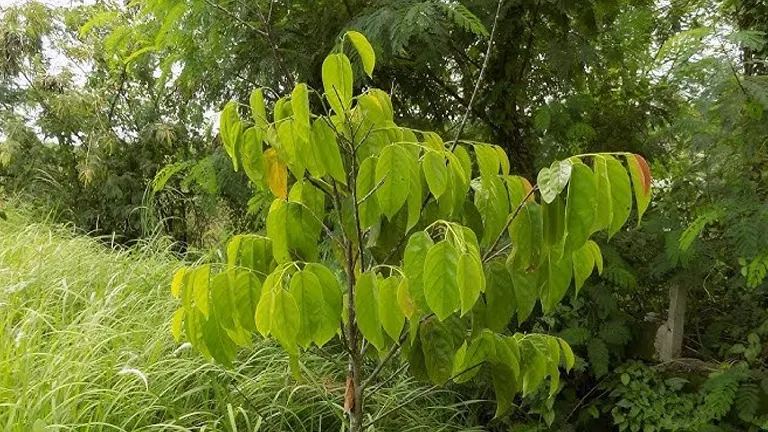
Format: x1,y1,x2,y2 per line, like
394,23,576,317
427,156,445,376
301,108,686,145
356,156,381,228
474,175,509,247
309,119,346,183
572,241,596,296
289,270,324,349
220,101,242,171
485,261,517,331
458,254,484,315
376,144,412,219
423,240,460,320
423,151,448,198
249,88,268,129
592,155,613,232
605,156,632,238
191,265,211,318
379,276,405,339
420,318,455,385
266,199,321,263
586,240,603,274
271,288,300,356
241,127,264,184
304,263,343,346
289,180,325,219
346,31,376,77
565,162,597,251
542,254,572,314
403,231,433,316
322,53,353,115
521,341,547,396
509,267,538,323
558,337,575,372
542,194,566,257
355,272,385,351
474,144,499,183
508,203,543,271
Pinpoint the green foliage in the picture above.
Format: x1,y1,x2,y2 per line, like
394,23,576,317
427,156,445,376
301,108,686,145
168,33,650,430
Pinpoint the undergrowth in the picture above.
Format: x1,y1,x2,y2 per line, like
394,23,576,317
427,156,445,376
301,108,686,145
0,207,479,431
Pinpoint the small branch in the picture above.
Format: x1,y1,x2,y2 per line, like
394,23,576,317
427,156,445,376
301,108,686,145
449,0,504,151
360,331,408,391
481,185,538,262
203,0,268,37
356,175,386,206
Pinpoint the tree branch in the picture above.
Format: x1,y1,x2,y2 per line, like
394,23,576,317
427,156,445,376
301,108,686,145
481,185,538,262
449,0,504,151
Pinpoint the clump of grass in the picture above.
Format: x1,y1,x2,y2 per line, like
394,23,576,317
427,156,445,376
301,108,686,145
0,208,482,431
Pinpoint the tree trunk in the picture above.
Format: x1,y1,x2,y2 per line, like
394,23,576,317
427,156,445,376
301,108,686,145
654,283,688,361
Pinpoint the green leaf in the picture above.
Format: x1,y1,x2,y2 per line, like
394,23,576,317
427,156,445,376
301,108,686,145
587,338,609,378
266,199,321,263
308,120,346,183
537,159,573,204
626,154,652,222
403,231,433,317
586,240,603,274
304,263,343,346
420,318,455,385
473,175,509,247
227,234,274,276
379,276,405,339
289,270,324,349
474,144,499,183
494,145,510,175
241,127,264,184
505,175,533,210
376,144,412,219
485,261,517,331
423,240,461,320
423,151,448,198
171,308,184,342
271,288,301,356
291,83,311,142
250,88,268,129
458,254,484,315
406,155,423,231
289,180,325,220
605,156,632,238
454,331,494,383
592,155,613,233
232,271,262,334
542,255,572,314
355,272,385,351
543,194,566,257
255,274,278,337
509,267,538,323
558,338,575,372
572,242,596,296
346,31,376,78
220,101,243,171
565,162,597,251
357,156,381,228
322,53,353,115
492,364,518,417
521,340,547,396
191,265,211,318
508,203,543,271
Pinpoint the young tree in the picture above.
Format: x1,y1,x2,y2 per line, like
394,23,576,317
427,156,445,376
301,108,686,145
169,32,651,431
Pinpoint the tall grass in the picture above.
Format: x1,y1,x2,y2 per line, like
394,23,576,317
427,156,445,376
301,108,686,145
0,208,483,431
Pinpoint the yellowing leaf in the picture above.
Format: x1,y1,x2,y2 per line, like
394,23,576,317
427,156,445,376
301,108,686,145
626,154,652,222
346,31,376,77
171,266,187,298
264,148,287,199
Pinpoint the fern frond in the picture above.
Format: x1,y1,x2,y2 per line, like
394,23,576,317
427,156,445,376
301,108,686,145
699,366,749,424
735,381,760,422
152,161,193,192
437,2,488,37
